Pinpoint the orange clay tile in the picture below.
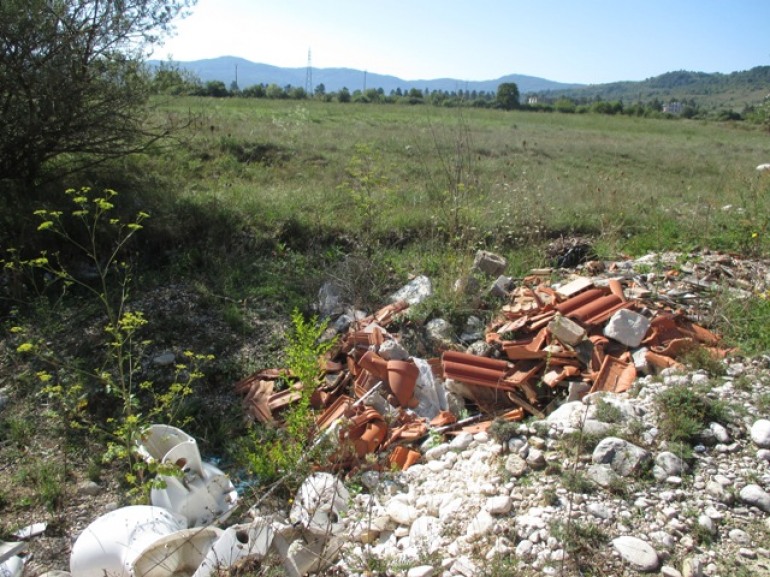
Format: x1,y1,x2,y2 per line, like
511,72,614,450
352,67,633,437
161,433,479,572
503,360,546,387
584,300,633,326
315,395,355,430
500,407,526,421
442,360,509,389
267,383,304,412
676,317,720,346
347,408,388,457
502,328,548,360
506,391,545,419
590,355,636,394
358,350,389,381
642,314,683,347
427,357,443,379
373,300,409,325
529,311,557,332
568,294,623,324
241,379,274,424
430,410,457,427
385,419,428,447
495,315,530,335
588,335,609,372
442,350,509,371
608,279,627,302
555,288,608,315
646,350,685,371
543,365,581,388
388,445,422,471
652,337,696,358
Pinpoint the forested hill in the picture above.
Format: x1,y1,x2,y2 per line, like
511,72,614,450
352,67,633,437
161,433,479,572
538,66,770,110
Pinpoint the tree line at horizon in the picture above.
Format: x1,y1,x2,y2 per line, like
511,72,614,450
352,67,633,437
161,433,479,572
150,62,769,122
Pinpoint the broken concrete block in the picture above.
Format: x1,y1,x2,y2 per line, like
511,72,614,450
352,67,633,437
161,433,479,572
378,339,410,361
489,275,514,299
389,275,432,306
548,314,586,346
425,318,454,348
632,347,652,374
454,274,481,295
604,309,651,348
317,281,345,317
460,315,485,343
472,250,507,277
556,276,593,299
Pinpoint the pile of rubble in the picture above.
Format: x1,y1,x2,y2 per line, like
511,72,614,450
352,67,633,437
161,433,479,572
235,249,738,474
6,248,770,577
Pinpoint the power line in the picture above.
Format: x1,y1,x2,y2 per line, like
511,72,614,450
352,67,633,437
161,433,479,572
305,48,313,96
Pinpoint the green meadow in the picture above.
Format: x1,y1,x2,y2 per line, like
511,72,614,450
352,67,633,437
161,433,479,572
129,97,770,309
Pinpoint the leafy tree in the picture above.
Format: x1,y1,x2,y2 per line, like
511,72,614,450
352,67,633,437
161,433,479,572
198,80,228,97
151,60,201,95
265,83,286,99
554,98,577,113
0,0,196,188
496,82,520,110
241,84,266,98
337,87,351,103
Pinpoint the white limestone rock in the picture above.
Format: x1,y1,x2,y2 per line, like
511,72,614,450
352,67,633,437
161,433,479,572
612,536,660,572
592,437,651,477
751,419,770,448
740,484,770,513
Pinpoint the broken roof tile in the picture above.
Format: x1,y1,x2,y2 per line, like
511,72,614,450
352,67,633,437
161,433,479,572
590,355,636,394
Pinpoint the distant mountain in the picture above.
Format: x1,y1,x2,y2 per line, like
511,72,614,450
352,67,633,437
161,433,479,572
147,56,584,95
538,67,770,110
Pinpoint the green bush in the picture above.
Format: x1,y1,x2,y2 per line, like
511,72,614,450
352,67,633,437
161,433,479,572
656,385,730,443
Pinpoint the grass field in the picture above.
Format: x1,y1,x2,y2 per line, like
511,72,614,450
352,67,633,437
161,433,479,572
127,98,770,308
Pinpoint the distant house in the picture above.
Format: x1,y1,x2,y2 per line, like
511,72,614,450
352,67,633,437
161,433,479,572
662,102,683,115
527,95,539,105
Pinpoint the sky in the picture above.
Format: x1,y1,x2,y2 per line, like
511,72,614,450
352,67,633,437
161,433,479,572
155,0,770,85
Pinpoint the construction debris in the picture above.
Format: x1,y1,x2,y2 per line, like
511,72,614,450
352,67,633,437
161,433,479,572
60,248,768,577
235,249,735,479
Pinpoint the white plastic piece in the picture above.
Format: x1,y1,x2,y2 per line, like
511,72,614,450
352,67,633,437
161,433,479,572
137,425,238,526
0,555,23,577
149,462,238,527
12,523,47,540
137,425,204,476
0,542,26,565
191,521,274,577
289,473,350,536
130,526,222,577
410,357,448,421
70,506,187,577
